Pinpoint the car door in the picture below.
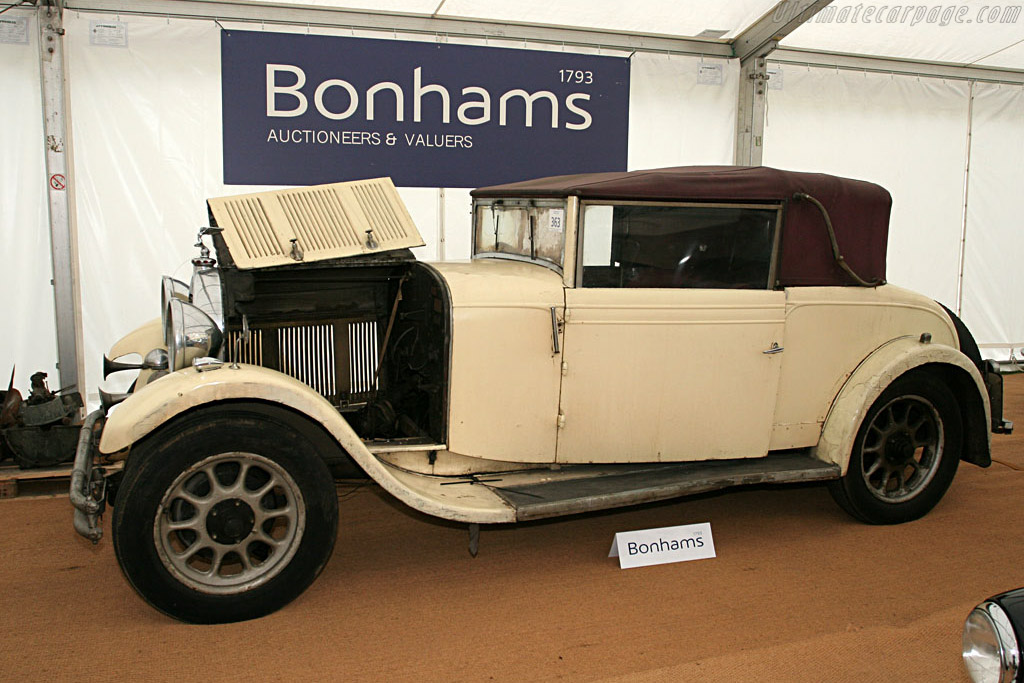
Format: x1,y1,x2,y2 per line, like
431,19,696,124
555,201,786,464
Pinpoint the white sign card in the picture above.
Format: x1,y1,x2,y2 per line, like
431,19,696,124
609,522,716,569
90,21,127,47
767,66,784,90
0,17,29,44
697,63,723,86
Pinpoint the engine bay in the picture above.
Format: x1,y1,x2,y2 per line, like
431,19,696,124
213,238,450,445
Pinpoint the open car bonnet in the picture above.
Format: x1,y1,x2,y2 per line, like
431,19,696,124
207,178,425,270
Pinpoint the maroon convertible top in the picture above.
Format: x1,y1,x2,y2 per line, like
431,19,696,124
472,166,892,288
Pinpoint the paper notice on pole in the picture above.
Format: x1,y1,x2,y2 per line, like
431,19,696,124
767,66,784,90
90,21,127,47
0,17,29,44
609,522,716,569
698,63,723,86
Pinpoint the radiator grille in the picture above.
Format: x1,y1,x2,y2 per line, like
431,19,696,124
278,324,337,398
227,329,264,365
348,320,379,396
226,320,378,404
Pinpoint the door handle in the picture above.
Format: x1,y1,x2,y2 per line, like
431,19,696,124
763,342,784,355
550,306,561,354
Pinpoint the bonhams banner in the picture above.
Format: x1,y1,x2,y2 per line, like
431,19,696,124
221,30,630,188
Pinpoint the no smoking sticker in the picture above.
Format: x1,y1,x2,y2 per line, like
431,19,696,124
49,174,66,191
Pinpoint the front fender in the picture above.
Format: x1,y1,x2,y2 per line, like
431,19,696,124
100,363,513,524
99,364,348,455
108,317,164,359
107,317,165,389
811,337,990,474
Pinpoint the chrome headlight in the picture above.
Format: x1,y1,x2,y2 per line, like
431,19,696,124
963,600,1020,683
166,298,223,371
189,266,223,330
161,276,190,330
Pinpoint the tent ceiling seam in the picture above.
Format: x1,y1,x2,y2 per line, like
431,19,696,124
770,48,1024,85
62,0,735,58
968,36,1024,67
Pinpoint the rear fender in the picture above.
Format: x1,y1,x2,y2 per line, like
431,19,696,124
812,337,990,474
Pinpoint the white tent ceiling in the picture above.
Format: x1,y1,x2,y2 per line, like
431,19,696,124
247,0,779,40
240,0,1024,69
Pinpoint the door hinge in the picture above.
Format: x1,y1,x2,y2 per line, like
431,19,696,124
561,361,568,376
557,412,566,429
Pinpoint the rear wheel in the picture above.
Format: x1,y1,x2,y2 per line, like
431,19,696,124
112,405,338,623
829,372,962,524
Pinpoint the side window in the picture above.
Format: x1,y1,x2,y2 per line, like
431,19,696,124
580,203,778,289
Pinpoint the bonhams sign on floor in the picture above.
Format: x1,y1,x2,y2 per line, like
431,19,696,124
609,523,716,569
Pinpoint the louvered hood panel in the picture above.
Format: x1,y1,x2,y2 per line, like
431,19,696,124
208,178,425,269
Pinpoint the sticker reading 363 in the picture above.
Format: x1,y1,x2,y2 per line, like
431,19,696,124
548,209,565,233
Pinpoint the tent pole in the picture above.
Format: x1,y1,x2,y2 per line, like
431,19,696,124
437,188,446,261
38,0,85,398
956,80,976,317
732,0,834,165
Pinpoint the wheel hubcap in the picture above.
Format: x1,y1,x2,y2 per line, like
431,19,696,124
154,452,306,594
884,433,916,466
207,499,255,545
860,394,943,504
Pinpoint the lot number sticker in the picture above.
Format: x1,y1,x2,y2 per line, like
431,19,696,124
548,209,565,233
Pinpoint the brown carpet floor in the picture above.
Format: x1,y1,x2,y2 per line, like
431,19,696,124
2,376,1022,682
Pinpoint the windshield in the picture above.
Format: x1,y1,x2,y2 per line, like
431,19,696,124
473,199,567,271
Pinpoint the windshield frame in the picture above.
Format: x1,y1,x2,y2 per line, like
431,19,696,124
471,198,569,275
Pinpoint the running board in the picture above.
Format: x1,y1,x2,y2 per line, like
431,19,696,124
487,454,841,522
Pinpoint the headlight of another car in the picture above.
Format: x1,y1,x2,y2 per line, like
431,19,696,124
161,276,190,329
166,298,223,371
963,598,1021,683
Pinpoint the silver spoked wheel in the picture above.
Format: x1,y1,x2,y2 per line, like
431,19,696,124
859,394,944,504
154,452,306,594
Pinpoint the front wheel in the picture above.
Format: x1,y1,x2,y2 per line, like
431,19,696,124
828,372,962,525
112,406,339,623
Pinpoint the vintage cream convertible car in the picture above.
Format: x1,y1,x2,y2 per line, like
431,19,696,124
71,166,1011,623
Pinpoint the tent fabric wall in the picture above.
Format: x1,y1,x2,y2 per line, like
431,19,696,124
1,10,60,391
65,14,225,397
763,64,1024,359
61,15,738,401
960,83,1024,359
762,66,971,310
627,52,738,169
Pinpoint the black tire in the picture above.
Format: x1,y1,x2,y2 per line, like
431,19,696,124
828,372,962,525
112,405,339,623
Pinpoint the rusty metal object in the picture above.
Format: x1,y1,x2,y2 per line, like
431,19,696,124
0,368,21,429
19,371,82,427
0,370,83,468
5,425,81,468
